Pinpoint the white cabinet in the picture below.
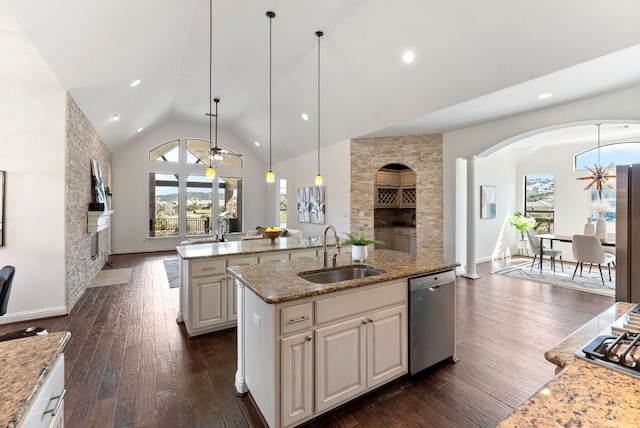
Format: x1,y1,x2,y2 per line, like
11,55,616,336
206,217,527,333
280,331,313,427
192,273,227,329
20,354,65,428
366,305,407,389
315,317,367,412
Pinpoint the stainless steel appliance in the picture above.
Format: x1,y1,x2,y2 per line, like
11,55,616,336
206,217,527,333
615,163,640,302
575,304,640,379
409,270,456,374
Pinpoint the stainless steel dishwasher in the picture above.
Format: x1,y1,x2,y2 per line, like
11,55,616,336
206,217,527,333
409,269,456,374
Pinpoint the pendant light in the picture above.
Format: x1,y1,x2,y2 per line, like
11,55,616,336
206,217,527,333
265,11,276,183
577,123,616,200
314,31,324,186
204,0,216,179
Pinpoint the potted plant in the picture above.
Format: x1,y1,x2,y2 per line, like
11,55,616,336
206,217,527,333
509,212,536,251
104,186,113,211
341,232,384,262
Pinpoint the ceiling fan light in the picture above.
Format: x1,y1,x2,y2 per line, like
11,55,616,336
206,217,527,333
205,166,216,178
266,170,275,183
315,174,323,186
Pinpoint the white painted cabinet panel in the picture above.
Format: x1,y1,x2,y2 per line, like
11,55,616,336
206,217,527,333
20,354,65,428
315,317,367,413
367,305,407,389
281,331,313,427
192,275,227,329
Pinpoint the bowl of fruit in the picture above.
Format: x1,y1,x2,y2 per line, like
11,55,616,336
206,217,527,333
264,227,282,244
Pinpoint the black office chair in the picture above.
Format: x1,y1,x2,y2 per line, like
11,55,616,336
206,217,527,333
0,266,46,342
0,265,15,316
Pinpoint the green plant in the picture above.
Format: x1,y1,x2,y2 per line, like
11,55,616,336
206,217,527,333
341,232,384,246
104,186,113,198
509,212,536,240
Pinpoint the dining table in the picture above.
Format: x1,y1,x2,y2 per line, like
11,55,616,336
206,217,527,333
533,233,615,274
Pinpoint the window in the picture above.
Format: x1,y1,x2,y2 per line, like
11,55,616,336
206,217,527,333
574,141,640,170
186,175,213,236
149,140,180,162
148,139,245,238
279,178,287,228
149,173,180,237
524,174,555,233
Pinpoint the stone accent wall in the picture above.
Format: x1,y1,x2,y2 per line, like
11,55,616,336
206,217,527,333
66,95,112,310
351,135,443,260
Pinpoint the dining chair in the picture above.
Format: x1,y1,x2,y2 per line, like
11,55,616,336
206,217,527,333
571,234,615,285
604,232,616,267
0,266,16,317
526,229,564,273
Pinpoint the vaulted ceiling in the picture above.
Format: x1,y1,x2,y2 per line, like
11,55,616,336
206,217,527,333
5,0,640,162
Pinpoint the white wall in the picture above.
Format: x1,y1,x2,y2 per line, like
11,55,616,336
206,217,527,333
111,121,269,253
444,85,640,268
0,5,67,322
273,140,351,238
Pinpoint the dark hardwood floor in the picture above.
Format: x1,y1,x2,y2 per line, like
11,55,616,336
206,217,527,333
0,253,613,427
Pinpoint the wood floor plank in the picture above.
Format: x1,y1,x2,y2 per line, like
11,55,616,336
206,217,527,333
0,253,614,427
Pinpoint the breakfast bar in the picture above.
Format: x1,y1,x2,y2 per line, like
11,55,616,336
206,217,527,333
499,302,640,427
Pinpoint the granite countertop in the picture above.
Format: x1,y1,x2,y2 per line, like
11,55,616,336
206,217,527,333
0,331,71,428
227,248,458,304
499,302,640,427
176,236,323,259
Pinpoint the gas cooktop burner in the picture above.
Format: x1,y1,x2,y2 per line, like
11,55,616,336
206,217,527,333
576,304,640,379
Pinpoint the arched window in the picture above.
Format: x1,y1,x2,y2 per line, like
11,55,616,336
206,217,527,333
149,140,180,162
574,142,640,170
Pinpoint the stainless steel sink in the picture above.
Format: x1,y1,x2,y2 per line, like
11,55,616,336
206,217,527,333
298,265,385,284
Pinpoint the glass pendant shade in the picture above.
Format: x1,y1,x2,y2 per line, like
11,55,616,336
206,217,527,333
315,174,323,186
205,166,216,178
266,170,275,183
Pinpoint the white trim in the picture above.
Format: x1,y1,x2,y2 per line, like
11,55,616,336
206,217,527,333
0,306,68,325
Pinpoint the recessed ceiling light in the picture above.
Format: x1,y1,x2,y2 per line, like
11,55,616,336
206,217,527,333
130,79,141,87
402,50,415,64
537,93,552,100
110,114,120,121
137,127,144,132
301,113,309,121
255,141,260,146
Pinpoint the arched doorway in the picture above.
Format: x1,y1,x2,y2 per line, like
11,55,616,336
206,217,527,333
373,163,416,254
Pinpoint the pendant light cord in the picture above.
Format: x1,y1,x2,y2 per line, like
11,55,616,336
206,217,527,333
597,123,601,166
316,31,323,177
269,12,273,172
208,0,213,168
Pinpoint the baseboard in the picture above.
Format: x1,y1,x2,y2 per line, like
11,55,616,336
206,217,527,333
0,306,68,325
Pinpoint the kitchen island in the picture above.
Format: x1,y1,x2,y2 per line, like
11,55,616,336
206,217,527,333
0,331,70,428
499,302,640,427
176,237,323,337
227,249,458,428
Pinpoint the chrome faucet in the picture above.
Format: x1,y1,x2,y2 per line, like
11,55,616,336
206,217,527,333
322,225,341,268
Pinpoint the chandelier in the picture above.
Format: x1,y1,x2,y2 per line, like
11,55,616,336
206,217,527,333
576,124,615,201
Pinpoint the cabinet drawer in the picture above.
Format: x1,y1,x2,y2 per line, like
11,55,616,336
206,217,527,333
20,354,65,428
228,256,258,267
290,249,318,260
281,303,313,335
315,280,406,325
191,259,226,277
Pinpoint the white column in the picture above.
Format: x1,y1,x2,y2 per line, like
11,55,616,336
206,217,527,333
462,156,480,279
235,279,249,395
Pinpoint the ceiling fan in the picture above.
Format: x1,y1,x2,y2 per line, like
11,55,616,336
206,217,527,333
206,98,242,161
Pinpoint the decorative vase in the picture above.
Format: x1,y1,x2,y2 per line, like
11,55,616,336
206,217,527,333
352,245,367,262
583,217,595,235
595,212,607,241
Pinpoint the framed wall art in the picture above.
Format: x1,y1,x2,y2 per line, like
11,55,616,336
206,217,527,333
297,186,325,224
480,185,496,219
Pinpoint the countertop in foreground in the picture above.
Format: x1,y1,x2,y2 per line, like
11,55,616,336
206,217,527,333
499,302,640,427
227,248,458,304
0,331,71,428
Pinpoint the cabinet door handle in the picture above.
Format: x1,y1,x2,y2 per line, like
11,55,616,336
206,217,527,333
43,388,66,417
362,320,368,325
288,316,309,324
305,336,312,342
366,318,373,323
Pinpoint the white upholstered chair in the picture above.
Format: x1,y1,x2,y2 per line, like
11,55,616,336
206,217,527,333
526,229,564,273
571,234,616,285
